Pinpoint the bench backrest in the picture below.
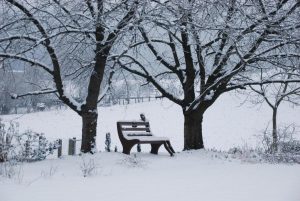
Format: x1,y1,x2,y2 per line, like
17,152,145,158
117,121,152,140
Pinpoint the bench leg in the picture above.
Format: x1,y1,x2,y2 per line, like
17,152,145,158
163,142,174,156
150,143,162,154
166,141,175,154
122,143,135,155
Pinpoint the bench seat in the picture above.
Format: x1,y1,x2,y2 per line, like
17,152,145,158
125,136,170,142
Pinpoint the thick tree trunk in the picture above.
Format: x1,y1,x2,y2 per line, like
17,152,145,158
81,111,98,153
183,111,204,150
271,107,278,152
80,53,107,153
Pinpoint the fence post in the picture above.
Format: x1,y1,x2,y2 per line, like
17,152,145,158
58,139,62,158
68,137,76,155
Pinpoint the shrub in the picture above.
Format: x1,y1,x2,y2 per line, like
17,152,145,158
260,124,300,154
105,132,111,152
0,119,59,162
0,160,23,182
80,156,97,177
0,119,14,162
257,124,300,163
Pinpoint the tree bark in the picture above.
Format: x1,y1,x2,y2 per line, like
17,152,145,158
271,107,278,152
183,110,204,150
80,50,108,153
81,111,98,153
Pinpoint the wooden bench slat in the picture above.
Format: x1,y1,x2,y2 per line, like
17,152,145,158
121,127,150,131
118,121,149,126
126,133,153,136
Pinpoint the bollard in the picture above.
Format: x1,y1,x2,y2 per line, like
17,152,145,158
58,139,62,158
68,137,76,155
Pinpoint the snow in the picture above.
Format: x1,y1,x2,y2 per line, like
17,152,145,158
10,93,18,99
204,90,215,100
1,93,300,201
125,135,169,142
61,93,82,112
1,151,300,201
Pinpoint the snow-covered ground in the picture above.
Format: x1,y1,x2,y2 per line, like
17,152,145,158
1,151,300,201
1,93,300,201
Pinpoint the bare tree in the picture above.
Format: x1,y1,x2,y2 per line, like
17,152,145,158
0,62,27,114
116,0,300,150
0,68,14,114
0,0,139,153
248,66,300,152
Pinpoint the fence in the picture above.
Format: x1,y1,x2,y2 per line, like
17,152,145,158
101,96,164,106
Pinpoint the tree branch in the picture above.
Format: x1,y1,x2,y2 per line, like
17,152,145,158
10,89,57,99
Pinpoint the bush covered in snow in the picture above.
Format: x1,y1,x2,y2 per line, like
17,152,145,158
226,124,300,164
0,119,59,162
258,124,300,163
260,124,300,154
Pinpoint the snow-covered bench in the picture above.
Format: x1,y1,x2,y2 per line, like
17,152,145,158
117,121,175,156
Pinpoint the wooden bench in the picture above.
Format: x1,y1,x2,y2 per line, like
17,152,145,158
117,121,175,156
